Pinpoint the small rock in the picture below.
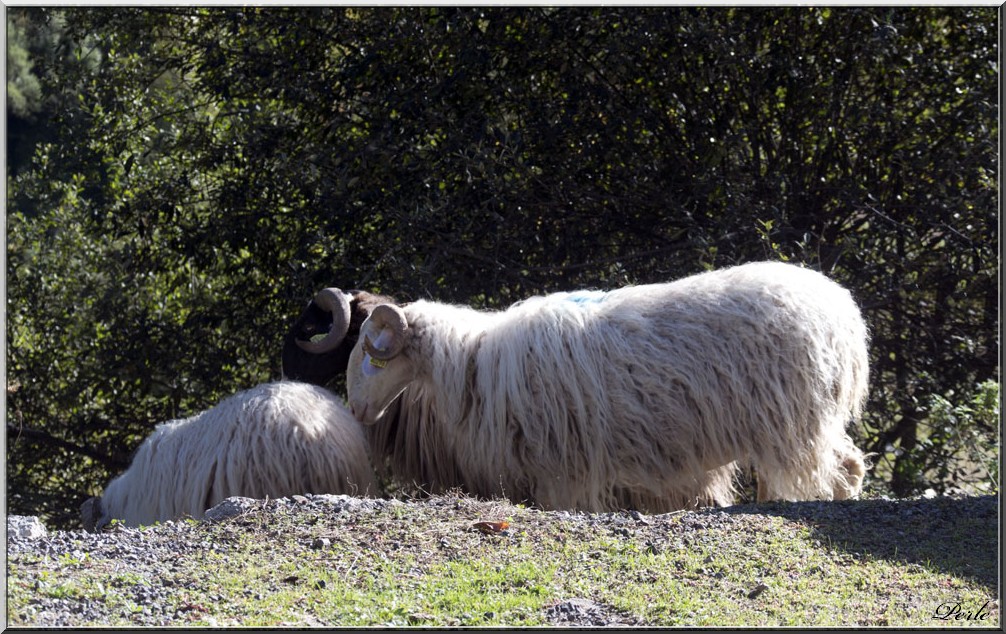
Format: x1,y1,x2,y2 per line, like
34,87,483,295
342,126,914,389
311,537,331,550
747,583,769,600
8,515,47,540
204,497,258,521
544,597,629,627
311,494,350,511
628,510,650,524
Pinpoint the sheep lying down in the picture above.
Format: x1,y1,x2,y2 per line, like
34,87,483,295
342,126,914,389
346,260,870,511
81,381,378,530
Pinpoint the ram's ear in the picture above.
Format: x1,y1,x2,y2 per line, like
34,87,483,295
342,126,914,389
362,304,408,360
370,328,397,353
361,328,398,376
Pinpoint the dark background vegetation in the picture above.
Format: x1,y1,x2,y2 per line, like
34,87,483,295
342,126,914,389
6,7,999,529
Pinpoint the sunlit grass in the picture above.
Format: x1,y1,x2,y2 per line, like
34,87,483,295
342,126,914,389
7,495,998,627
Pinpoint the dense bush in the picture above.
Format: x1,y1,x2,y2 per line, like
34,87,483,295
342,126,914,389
7,7,998,528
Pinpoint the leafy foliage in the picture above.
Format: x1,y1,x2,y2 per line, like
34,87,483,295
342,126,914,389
6,8,96,177
6,7,998,528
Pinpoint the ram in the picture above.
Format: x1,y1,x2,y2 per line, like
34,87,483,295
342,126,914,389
345,261,869,510
286,288,737,512
282,288,396,388
81,381,378,530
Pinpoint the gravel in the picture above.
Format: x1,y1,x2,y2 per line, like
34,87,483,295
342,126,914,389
7,494,403,628
7,492,998,628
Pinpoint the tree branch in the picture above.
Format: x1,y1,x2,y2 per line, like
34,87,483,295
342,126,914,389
6,424,130,471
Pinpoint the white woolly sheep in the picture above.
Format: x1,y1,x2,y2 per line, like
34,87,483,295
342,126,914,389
81,381,379,529
344,261,870,511
283,288,736,512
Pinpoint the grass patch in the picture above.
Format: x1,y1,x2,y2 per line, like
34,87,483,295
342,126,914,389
7,493,999,627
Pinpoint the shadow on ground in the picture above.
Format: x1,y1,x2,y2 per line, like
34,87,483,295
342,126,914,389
715,494,999,589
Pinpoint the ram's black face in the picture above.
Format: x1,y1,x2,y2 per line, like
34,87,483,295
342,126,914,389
281,299,351,386
281,290,397,387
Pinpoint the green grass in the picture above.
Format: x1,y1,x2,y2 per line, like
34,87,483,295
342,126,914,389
6,494,999,627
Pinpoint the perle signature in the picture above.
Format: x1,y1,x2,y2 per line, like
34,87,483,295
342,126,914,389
932,601,995,621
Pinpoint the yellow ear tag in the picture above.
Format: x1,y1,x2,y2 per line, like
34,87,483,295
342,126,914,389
369,356,388,369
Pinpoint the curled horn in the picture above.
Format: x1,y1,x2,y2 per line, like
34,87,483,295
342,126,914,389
362,303,408,361
295,288,351,354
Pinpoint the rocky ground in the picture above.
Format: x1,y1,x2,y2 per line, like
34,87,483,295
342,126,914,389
6,492,1000,628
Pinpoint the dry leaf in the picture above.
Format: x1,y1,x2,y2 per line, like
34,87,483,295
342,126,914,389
472,523,511,535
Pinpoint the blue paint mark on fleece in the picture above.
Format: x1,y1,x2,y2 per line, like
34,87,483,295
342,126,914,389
564,289,608,305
